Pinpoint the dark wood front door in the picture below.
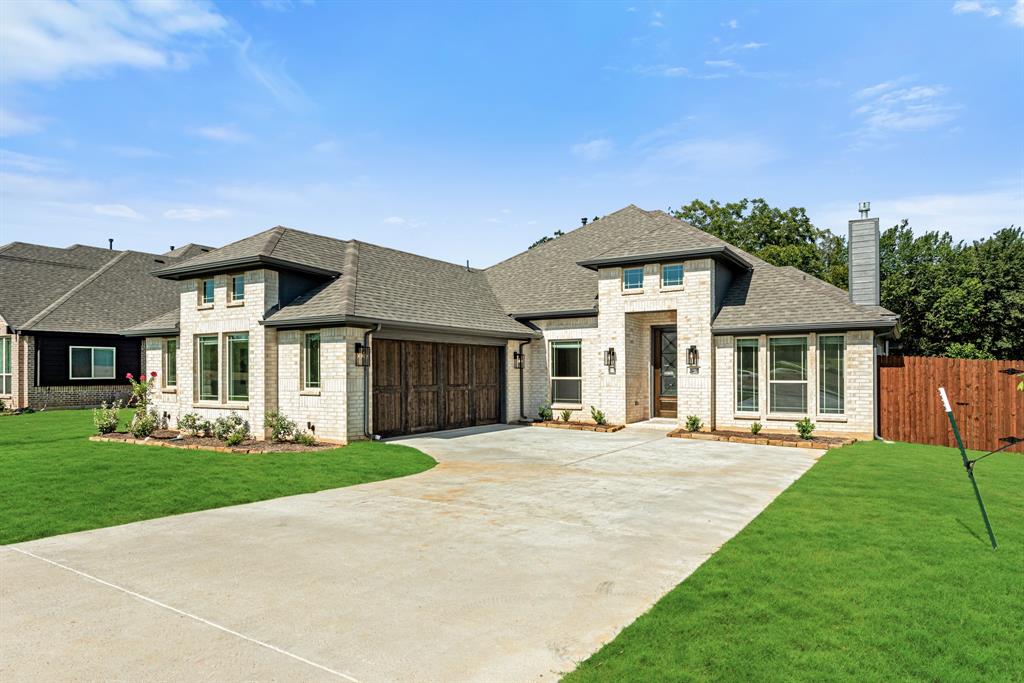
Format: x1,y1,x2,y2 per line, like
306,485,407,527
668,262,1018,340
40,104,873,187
373,339,504,437
653,328,678,418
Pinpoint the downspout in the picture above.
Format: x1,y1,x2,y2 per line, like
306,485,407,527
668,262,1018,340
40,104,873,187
363,323,381,439
518,338,532,421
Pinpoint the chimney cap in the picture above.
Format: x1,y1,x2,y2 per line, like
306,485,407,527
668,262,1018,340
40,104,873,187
858,201,871,218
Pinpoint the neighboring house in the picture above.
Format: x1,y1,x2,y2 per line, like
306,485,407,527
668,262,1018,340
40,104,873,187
0,242,212,409
118,204,896,443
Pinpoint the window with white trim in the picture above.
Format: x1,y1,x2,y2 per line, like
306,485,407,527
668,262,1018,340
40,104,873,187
0,336,11,394
818,335,846,415
163,338,178,387
661,263,684,288
303,332,321,390
768,337,807,413
735,338,759,413
622,267,644,290
197,335,218,400
228,274,245,303
227,333,249,402
199,278,215,306
550,340,582,403
69,346,116,380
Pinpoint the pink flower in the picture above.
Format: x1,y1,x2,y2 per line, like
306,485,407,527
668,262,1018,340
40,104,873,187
150,371,158,378
126,372,134,379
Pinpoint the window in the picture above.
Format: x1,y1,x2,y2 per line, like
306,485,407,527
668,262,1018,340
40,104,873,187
0,336,11,395
735,338,759,413
69,346,116,380
769,337,807,413
200,278,215,305
304,332,321,389
550,340,582,403
197,335,218,400
163,338,178,387
227,333,249,402
229,274,245,303
622,267,644,290
662,263,684,288
819,335,846,415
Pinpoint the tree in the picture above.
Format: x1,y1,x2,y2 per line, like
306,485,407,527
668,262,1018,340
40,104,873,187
529,229,564,249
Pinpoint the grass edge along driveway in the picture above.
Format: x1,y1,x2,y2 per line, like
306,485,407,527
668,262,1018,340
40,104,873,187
564,439,1023,682
1,409,435,544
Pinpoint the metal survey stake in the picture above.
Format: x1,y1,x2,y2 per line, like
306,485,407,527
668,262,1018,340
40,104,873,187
938,387,998,549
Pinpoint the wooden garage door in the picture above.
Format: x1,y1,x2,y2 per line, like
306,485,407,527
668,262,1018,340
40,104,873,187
372,339,503,437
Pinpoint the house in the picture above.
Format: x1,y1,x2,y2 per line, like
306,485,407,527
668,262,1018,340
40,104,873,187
3,204,897,441
0,242,211,410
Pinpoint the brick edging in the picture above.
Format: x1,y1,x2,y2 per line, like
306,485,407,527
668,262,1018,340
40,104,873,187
90,434,270,454
530,421,624,433
666,429,854,450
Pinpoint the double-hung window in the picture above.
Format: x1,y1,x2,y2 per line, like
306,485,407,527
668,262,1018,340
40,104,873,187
197,335,219,401
818,335,846,415
199,278,215,306
164,339,178,388
735,338,759,413
69,346,115,380
229,274,245,303
622,267,644,291
661,263,684,288
0,336,11,394
550,340,582,404
303,332,321,390
769,337,807,413
227,333,249,402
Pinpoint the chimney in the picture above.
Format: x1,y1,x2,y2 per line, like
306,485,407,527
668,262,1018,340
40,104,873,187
848,202,880,306
108,238,114,250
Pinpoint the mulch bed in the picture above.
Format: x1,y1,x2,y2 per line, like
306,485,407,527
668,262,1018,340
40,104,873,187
90,431,333,453
667,428,855,450
531,420,624,433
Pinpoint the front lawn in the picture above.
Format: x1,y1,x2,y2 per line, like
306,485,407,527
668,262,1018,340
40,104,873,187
0,409,435,544
566,440,1023,682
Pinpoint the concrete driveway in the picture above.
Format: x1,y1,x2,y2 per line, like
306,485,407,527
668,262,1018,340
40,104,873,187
1,423,823,683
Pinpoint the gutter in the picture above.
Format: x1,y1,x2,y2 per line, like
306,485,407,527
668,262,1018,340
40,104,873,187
363,323,382,440
712,319,899,336
262,313,538,340
577,245,751,272
512,309,597,321
154,255,339,280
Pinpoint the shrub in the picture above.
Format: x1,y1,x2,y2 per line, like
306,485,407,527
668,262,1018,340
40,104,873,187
294,431,317,446
560,408,573,423
0,398,5,413
177,413,212,437
590,406,607,425
224,428,248,447
796,417,816,440
538,403,553,421
129,409,158,439
685,415,702,432
750,421,762,435
264,410,297,442
213,412,249,443
93,400,122,434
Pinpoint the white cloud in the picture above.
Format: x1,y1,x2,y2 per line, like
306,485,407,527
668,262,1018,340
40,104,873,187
163,207,230,221
0,107,44,137
107,145,165,158
571,138,613,161
0,0,226,84
633,64,690,77
312,139,338,153
234,37,312,111
650,11,664,27
741,41,767,49
951,1,1001,17
1012,0,1024,25
193,125,249,143
851,79,959,141
382,216,426,228
93,203,144,220
724,19,739,29
0,149,60,173
705,59,738,68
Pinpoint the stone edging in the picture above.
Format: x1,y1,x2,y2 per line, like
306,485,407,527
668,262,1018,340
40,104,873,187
90,435,277,454
530,421,624,433
666,429,854,450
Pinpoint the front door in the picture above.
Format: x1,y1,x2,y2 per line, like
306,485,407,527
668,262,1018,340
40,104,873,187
652,328,678,418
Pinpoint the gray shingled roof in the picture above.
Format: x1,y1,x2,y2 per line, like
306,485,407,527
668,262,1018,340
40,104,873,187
163,243,214,260
123,308,180,336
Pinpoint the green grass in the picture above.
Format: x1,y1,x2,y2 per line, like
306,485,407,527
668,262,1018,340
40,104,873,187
566,440,1024,682
0,409,435,544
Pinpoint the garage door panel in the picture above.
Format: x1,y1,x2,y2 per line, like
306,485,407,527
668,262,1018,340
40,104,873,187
474,346,500,424
372,339,404,437
405,342,441,434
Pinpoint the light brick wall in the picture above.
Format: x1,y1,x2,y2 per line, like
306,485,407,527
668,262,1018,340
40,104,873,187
531,317,600,423
713,330,875,438
625,310,677,422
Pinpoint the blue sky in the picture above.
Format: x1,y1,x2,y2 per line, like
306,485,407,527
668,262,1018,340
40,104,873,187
1,0,1022,266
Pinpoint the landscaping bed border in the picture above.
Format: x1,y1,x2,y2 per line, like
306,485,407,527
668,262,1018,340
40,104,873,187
530,421,624,433
89,433,333,454
667,428,855,450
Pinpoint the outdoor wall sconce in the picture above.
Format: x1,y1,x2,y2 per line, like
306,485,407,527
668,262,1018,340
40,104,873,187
354,342,371,367
513,351,524,369
686,345,699,368
603,347,617,370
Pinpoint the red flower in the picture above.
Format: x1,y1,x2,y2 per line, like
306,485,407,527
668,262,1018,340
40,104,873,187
126,372,134,379
150,371,158,378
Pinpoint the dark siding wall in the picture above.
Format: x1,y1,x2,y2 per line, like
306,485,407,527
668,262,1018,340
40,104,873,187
35,333,140,387
279,271,328,306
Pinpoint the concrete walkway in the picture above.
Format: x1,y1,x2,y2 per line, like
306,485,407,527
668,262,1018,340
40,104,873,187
1,424,824,683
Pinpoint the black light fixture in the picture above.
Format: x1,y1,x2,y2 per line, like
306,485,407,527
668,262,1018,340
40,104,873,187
354,342,371,367
686,345,699,368
603,347,617,370
513,351,524,369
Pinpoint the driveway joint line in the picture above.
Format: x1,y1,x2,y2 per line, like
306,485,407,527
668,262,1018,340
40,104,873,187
561,437,670,466
7,546,361,683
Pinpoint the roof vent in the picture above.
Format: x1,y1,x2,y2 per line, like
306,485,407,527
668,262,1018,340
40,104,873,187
169,245,175,251
108,238,114,250
581,217,588,226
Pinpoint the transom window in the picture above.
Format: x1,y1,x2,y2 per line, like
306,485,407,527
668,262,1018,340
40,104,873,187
229,274,245,303
622,267,644,290
0,336,11,394
304,332,321,389
735,338,759,413
550,340,582,404
69,346,116,380
197,335,219,400
661,263,684,288
818,335,846,415
163,338,178,387
200,278,215,305
227,333,249,402
769,337,807,413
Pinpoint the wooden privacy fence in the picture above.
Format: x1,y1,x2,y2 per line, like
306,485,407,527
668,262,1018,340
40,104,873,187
878,355,1024,452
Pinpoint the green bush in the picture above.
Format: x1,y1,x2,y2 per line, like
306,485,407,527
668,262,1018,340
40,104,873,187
796,417,816,440
264,410,297,442
294,431,317,446
538,403,553,421
224,428,247,447
750,421,762,435
685,415,702,432
213,413,249,443
92,400,122,434
129,409,158,439
590,406,607,425
560,408,573,423
177,413,212,437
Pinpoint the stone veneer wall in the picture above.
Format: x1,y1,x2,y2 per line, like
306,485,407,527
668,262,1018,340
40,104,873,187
713,330,875,438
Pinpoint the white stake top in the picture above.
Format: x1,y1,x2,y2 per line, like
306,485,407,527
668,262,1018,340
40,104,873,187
938,387,952,413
